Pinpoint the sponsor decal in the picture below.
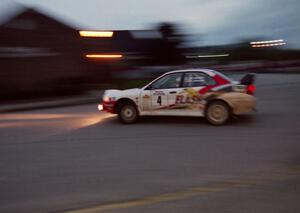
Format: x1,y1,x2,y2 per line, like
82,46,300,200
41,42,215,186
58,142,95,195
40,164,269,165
154,74,232,111
153,90,166,96
175,88,202,105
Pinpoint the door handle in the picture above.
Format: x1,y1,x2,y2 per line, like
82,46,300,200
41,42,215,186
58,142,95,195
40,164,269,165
169,91,177,94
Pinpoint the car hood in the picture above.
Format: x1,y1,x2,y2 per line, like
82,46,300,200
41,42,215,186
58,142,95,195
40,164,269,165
104,88,141,98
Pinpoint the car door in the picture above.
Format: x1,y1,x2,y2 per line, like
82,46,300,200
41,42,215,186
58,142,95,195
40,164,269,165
147,72,184,115
178,72,217,116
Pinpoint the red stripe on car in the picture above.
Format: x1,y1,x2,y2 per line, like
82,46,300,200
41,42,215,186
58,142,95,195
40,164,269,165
199,74,230,95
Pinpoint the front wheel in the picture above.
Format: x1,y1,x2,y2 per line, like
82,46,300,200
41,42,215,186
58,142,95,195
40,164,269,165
205,101,230,125
118,103,138,124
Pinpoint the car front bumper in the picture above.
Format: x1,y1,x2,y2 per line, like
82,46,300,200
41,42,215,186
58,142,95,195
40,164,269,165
99,101,117,113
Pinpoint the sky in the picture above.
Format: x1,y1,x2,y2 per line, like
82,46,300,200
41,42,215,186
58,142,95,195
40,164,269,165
1,0,300,48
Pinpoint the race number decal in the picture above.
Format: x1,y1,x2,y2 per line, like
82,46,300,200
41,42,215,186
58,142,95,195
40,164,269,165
157,96,162,106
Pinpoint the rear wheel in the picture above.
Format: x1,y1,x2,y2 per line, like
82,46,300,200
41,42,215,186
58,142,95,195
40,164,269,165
118,103,138,124
205,101,230,125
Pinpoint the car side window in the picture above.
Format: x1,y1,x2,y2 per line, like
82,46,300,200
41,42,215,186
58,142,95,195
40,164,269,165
151,73,183,89
183,72,216,87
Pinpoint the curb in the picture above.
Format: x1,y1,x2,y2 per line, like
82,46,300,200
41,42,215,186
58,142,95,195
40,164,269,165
0,91,103,113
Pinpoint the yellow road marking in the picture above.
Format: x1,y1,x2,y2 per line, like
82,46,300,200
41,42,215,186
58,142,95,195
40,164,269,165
64,166,300,213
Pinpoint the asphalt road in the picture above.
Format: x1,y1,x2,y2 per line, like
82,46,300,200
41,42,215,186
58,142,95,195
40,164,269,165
0,74,300,213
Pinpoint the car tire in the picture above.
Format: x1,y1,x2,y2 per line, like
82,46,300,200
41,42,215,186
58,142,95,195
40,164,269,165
118,102,138,124
205,100,230,125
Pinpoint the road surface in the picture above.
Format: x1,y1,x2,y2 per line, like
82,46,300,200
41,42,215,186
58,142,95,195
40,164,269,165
0,74,300,213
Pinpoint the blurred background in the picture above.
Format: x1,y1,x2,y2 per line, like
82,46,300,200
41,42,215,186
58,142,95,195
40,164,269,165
1,2,300,213
0,0,300,101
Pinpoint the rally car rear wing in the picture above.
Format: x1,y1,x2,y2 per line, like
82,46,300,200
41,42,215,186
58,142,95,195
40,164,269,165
240,73,256,85
240,73,256,95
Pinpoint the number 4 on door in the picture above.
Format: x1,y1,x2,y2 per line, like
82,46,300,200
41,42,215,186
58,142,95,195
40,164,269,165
157,96,162,106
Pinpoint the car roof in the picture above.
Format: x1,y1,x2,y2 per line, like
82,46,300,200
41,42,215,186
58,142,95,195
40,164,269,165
142,68,231,89
164,69,217,76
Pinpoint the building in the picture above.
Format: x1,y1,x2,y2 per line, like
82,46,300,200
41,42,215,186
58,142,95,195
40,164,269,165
0,7,85,99
0,6,185,100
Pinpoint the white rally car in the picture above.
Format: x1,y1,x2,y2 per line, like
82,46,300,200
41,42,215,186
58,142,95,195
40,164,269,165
100,69,256,125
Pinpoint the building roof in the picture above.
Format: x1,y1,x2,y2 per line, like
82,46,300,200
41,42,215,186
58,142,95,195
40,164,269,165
0,4,77,31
